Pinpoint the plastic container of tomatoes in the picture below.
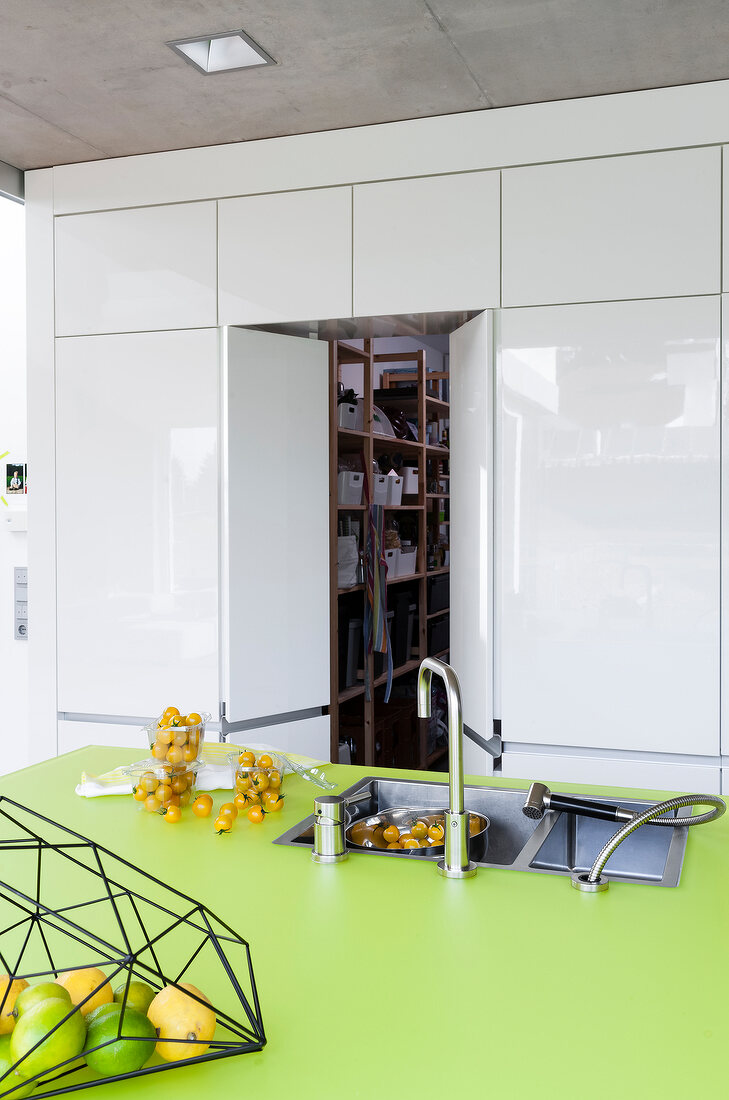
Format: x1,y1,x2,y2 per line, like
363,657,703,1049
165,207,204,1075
144,709,211,766
127,760,202,818
228,750,286,810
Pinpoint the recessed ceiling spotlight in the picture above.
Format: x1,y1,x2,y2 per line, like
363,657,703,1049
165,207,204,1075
166,29,276,75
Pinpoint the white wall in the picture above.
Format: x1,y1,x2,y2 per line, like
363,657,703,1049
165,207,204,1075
0,197,28,774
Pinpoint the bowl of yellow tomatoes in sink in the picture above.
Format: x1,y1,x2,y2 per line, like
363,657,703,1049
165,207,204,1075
346,808,490,861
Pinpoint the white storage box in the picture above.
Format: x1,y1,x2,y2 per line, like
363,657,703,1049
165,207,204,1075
373,474,388,505
338,402,358,430
384,548,400,577
402,467,419,494
386,474,403,506
397,545,417,577
338,471,364,506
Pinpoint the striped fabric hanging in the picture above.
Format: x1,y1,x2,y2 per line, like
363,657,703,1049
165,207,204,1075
364,502,393,703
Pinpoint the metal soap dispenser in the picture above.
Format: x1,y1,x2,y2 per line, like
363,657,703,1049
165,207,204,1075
311,795,348,864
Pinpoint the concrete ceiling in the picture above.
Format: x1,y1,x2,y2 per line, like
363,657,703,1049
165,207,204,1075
1,0,728,171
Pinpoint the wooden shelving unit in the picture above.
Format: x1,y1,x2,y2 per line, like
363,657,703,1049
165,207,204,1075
328,339,450,770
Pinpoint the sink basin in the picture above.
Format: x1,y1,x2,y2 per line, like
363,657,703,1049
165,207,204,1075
274,776,689,887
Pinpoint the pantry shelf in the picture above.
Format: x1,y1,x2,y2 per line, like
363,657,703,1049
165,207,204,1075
329,337,450,772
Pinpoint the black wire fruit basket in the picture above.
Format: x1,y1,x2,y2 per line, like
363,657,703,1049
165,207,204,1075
0,796,265,1097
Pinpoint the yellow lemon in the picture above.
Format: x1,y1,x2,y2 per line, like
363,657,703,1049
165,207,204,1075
54,968,113,1017
0,976,29,1035
147,982,216,1061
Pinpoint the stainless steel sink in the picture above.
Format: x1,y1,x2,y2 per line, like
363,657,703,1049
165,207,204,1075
274,776,689,886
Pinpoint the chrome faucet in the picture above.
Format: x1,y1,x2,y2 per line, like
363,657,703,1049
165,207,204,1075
417,657,477,879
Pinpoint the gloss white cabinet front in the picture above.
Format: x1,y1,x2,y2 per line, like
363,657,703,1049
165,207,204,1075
502,147,721,306
55,330,219,718
218,188,352,325
353,171,501,316
498,297,720,757
223,327,329,723
55,202,217,335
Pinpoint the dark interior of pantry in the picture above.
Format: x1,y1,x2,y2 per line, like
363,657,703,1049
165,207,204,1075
328,337,451,770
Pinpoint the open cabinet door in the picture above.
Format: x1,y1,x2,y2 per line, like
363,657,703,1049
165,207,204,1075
449,311,495,775
223,327,330,729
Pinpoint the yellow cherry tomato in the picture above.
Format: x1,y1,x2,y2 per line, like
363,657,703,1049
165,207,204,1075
163,805,182,824
402,838,420,849
182,744,197,763
251,770,269,793
143,795,159,814
427,823,445,843
187,712,202,727
219,802,238,820
192,794,213,818
132,785,147,802
386,841,402,849
139,772,157,793
233,793,248,815
151,742,167,761
382,825,400,844
247,806,265,824
256,753,273,769
411,821,428,840
162,706,180,721
268,769,282,789
214,816,232,834
238,750,256,767
166,746,184,766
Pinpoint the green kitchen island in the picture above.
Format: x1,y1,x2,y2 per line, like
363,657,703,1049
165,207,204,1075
1,747,726,1100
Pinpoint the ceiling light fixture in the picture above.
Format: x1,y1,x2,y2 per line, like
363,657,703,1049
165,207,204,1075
166,29,275,75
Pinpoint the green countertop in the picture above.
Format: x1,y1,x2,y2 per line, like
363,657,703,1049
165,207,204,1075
0,748,727,1099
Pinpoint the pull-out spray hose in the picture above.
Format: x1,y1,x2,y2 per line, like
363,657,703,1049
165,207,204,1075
571,793,725,892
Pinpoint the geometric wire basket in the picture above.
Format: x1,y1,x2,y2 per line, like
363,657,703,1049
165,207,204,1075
0,797,265,1097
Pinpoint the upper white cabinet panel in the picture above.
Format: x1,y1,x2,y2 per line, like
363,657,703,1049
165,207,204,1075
218,187,352,325
498,296,720,757
353,172,500,316
55,329,219,717
55,203,217,336
502,147,721,306
723,149,729,293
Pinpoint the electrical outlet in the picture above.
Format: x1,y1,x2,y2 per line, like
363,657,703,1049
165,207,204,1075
14,567,27,586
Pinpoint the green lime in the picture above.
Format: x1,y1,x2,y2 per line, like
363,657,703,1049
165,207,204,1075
85,1003,121,1028
9,1000,85,1079
13,986,71,1019
112,982,155,1015
84,1008,156,1076
0,1034,34,1098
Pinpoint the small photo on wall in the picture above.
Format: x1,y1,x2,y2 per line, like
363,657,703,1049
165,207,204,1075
6,464,24,495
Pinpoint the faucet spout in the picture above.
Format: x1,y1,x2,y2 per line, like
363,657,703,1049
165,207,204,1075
417,657,476,879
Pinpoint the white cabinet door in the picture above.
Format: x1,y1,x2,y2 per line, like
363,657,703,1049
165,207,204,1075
55,202,217,336
449,311,494,774
58,720,145,755
353,172,500,316
228,716,331,761
498,297,720,757
223,327,329,723
502,147,721,306
218,188,352,325
55,330,219,718
722,296,729,757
